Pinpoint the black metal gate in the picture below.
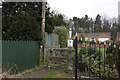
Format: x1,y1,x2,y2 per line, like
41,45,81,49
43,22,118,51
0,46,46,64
74,36,120,80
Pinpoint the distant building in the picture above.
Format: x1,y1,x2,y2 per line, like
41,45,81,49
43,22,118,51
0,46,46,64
73,33,111,42
116,32,120,41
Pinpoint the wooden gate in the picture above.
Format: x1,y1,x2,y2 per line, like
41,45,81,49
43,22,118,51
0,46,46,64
47,48,75,70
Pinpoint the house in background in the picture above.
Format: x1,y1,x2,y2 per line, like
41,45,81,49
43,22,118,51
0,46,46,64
73,33,111,42
116,32,120,41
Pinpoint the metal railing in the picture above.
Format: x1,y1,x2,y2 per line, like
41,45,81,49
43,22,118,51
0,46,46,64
74,36,120,80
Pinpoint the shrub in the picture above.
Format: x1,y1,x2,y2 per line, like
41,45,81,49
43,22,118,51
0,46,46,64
53,26,68,48
75,42,120,78
106,42,119,71
85,41,90,43
92,42,119,78
77,47,88,71
106,43,114,54
79,35,85,44
76,46,119,78
77,47,101,72
91,40,95,44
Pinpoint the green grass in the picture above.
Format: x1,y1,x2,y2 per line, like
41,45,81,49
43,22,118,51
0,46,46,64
43,69,74,78
78,47,107,60
96,48,107,60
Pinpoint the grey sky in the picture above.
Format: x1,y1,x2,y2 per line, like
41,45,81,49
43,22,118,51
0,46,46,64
47,0,120,19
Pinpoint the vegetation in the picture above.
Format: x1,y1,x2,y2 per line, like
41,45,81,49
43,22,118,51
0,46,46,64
53,14,66,26
6,13,41,41
118,16,120,32
45,11,66,33
72,14,118,40
53,26,68,48
106,43,119,72
43,69,73,78
2,2,42,41
78,34,85,44
2,2,66,41
2,64,19,78
77,42,120,78
77,47,102,72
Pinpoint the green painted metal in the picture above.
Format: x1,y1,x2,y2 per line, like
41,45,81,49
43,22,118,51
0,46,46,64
45,33,59,60
2,40,40,74
0,40,2,73
45,32,59,47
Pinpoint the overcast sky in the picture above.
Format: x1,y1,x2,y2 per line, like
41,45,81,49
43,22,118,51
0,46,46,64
47,0,120,19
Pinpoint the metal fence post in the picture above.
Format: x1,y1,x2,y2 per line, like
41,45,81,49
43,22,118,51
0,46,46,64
118,42,120,80
75,36,78,80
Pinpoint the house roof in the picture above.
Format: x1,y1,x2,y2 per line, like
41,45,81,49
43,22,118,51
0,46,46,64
78,33,111,37
117,32,120,36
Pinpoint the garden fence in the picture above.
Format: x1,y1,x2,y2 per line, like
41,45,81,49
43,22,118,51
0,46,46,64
2,40,40,74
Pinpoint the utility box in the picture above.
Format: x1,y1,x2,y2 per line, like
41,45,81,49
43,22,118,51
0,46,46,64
68,39,73,47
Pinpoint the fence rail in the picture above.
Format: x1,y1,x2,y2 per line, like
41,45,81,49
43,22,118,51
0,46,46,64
48,48,74,70
78,43,109,48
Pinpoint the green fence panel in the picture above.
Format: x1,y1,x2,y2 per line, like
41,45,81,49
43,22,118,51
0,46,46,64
0,40,2,73
45,32,59,47
2,40,40,74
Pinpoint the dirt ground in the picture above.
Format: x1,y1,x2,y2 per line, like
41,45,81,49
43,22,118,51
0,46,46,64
17,68,74,78
18,68,49,78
